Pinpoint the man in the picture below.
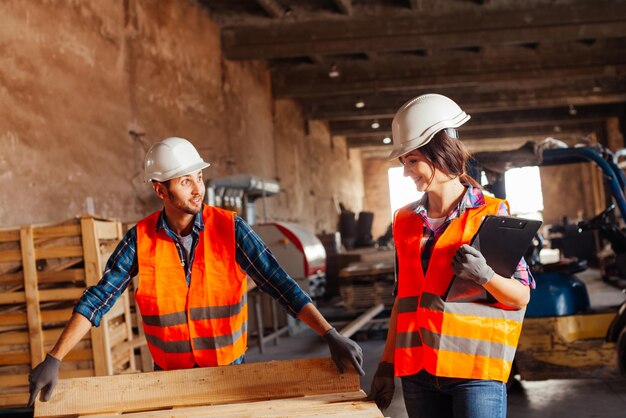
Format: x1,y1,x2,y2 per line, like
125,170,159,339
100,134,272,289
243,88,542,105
28,137,364,406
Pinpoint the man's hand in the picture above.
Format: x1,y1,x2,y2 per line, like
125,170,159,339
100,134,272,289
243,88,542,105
365,362,395,411
452,244,495,286
28,353,61,407
322,328,365,376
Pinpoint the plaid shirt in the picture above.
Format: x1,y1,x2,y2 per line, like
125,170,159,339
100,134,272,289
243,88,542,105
397,186,534,291
74,211,312,327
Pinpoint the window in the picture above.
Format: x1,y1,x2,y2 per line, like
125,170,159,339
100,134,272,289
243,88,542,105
504,166,544,220
388,166,423,216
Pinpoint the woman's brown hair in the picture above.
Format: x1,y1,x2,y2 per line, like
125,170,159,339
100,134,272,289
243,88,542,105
415,129,481,188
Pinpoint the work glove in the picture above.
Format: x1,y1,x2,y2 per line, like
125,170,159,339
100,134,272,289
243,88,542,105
28,353,61,407
365,362,395,411
452,244,495,286
322,328,365,376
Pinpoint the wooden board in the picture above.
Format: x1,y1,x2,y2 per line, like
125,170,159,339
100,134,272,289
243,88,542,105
85,391,380,418
34,358,381,417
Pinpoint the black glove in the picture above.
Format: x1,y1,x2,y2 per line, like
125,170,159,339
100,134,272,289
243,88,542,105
322,328,365,376
28,353,61,407
452,244,495,286
366,362,395,411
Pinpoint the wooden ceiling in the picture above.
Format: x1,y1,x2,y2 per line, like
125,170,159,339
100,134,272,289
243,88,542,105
199,0,626,150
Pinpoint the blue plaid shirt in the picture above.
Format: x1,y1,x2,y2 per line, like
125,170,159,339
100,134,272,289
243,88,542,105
74,211,312,327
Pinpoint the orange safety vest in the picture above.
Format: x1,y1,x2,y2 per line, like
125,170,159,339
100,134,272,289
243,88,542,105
135,204,247,370
394,194,525,382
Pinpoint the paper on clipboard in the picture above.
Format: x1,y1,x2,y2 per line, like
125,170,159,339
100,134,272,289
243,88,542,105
444,215,542,303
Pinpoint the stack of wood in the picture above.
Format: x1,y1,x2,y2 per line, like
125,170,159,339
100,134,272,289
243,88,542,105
339,262,395,311
34,358,384,417
0,216,141,408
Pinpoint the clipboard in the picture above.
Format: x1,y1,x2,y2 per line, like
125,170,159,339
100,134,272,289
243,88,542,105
444,215,542,303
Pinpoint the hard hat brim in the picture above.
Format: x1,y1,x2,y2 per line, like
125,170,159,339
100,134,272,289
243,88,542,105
145,160,211,183
387,113,470,160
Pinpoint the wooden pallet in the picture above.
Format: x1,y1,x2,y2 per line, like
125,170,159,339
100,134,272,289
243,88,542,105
0,217,139,408
34,357,384,417
516,311,619,380
339,262,395,311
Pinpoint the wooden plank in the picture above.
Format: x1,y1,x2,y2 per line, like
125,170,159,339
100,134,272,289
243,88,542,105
58,369,94,380
0,351,30,365
0,311,27,325
36,245,83,260
84,391,381,418
0,330,29,345
44,328,91,344
34,358,361,417
0,271,23,285
106,297,125,320
0,248,22,263
80,217,111,376
38,269,85,284
0,292,25,304
0,348,92,366
0,392,29,408
339,304,384,338
39,288,85,302
94,220,122,241
33,224,81,239
0,373,28,387
21,227,45,366
0,229,20,243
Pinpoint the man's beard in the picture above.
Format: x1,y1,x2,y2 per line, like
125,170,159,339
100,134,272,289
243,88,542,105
167,189,204,215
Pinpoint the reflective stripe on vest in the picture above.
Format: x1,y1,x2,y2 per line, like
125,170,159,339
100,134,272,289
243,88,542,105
141,293,248,327
135,205,248,370
393,194,525,382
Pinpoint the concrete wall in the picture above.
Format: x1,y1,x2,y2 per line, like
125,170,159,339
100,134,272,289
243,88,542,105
0,0,363,233
362,156,396,239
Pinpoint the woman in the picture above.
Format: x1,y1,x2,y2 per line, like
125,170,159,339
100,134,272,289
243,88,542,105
367,94,534,418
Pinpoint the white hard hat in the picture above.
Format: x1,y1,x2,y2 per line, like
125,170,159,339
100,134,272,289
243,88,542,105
388,94,470,160
144,137,210,182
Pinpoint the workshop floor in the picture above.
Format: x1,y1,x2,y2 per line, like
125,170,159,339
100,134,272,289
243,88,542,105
246,269,626,418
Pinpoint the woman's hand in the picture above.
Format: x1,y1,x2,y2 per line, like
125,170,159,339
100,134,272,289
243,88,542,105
452,244,495,286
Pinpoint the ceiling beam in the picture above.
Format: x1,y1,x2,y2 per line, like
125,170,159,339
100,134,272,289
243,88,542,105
346,120,606,147
332,0,352,15
329,104,625,136
408,0,422,10
274,63,626,98
255,0,285,18
222,2,626,59
339,117,606,138
303,79,626,120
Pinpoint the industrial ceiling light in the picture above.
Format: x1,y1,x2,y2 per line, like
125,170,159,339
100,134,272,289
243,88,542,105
328,64,340,78
355,100,365,109
568,104,577,116
371,120,380,129
383,137,392,144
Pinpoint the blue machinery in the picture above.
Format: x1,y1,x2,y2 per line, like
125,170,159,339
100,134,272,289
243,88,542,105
472,145,626,318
